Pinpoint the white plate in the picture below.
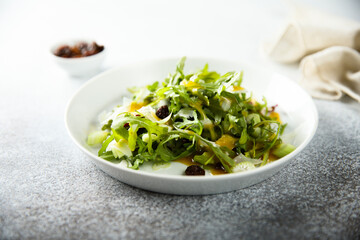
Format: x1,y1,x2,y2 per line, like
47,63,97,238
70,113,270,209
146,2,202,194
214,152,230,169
65,57,318,195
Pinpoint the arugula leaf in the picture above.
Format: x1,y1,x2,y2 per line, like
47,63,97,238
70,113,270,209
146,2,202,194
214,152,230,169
98,135,114,156
156,133,195,162
193,152,216,165
89,58,294,174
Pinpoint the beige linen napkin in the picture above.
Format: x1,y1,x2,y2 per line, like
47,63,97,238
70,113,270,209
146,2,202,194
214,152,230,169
265,5,360,102
299,46,360,102
264,6,360,63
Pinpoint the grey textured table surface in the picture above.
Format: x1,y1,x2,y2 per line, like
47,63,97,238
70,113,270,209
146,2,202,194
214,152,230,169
1,0,360,238
1,66,360,240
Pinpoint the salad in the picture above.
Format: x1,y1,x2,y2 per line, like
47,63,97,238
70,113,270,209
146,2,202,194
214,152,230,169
87,57,295,175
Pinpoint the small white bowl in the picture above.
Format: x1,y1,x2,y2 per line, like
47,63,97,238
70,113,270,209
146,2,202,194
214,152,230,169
51,40,106,77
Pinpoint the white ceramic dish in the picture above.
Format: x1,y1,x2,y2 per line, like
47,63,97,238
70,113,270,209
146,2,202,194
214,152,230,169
65,57,318,195
51,39,106,77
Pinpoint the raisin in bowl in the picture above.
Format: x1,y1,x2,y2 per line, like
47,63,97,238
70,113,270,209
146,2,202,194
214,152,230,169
51,40,106,77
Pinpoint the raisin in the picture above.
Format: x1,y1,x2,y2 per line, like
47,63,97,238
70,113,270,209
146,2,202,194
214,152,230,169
214,162,224,170
93,42,104,52
54,41,104,58
54,45,72,58
156,105,169,119
76,42,89,55
185,165,205,176
269,104,278,113
181,138,191,144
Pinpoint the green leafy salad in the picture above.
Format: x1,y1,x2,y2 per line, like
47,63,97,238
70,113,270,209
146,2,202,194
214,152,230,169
87,57,295,175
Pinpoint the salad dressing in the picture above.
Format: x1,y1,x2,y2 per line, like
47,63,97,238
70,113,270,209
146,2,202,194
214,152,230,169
210,168,227,175
175,155,198,166
268,153,279,162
